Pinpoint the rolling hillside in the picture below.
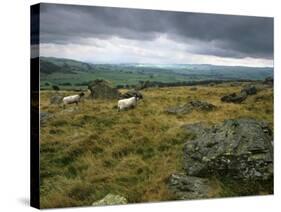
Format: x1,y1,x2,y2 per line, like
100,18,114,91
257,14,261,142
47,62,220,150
39,57,273,89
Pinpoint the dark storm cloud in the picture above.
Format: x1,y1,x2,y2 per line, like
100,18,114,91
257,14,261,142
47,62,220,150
39,3,273,59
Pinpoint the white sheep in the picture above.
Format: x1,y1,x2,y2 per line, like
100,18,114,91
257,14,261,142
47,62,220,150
117,96,138,111
62,92,85,108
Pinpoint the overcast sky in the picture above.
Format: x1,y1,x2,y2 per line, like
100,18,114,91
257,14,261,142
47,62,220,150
37,3,273,67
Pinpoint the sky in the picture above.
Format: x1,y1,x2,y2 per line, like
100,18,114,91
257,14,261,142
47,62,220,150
36,3,274,67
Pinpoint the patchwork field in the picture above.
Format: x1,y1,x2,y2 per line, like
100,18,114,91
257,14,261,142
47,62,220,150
39,83,273,208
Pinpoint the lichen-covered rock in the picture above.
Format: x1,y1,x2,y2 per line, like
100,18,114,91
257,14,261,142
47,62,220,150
182,123,209,136
88,80,120,99
40,112,52,126
120,89,143,99
241,85,257,95
92,194,128,206
183,118,273,181
49,95,63,104
168,173,211,199
166,100,216,115
221,92,247,103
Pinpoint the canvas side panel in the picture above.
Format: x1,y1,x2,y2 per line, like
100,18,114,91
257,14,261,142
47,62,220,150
30,3,40,209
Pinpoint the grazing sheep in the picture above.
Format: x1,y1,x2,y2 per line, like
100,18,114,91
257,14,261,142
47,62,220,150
117,96,138,111
63,92,85,108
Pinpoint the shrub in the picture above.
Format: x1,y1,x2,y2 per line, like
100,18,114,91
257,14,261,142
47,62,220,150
52,85,60,91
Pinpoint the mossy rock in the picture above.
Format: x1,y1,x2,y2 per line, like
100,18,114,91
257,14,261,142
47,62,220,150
88,80,120,99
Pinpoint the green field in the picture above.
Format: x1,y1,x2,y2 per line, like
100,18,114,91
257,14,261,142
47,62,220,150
39,57,273,90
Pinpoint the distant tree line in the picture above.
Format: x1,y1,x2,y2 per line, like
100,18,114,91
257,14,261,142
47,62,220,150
116,79,257,90
43,78,258,92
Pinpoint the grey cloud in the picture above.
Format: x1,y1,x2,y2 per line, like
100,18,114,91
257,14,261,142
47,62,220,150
39,3,273,59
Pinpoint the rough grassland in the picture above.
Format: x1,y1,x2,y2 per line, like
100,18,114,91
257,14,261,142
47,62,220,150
39,83,273,208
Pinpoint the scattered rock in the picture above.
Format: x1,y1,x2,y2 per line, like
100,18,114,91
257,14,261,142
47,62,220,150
166,100,216,115
241,85,257,95
49,95,63,105
221,92,248,103
92,194,128,206
40,112,52,126
183,118,273,181
168,173,211,199
221,84,259,104
120,89,143,99
88,80,120,99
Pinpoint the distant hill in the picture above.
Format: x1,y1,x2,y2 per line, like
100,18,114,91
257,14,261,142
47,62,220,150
40,57,94,74
39,57,273,89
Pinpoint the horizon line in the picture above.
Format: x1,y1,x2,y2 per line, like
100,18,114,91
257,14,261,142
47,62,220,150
39,56,274,69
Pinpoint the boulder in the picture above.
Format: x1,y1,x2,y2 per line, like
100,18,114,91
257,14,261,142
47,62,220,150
221,92,247,103
88,80,120,99
168,173,211,199
166,100,216,115
92,194,128,206
241,85,257,95
120,89,143,99
49,95,63,105
183,118,273,181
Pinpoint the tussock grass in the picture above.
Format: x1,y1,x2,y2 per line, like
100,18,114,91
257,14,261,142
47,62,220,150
39,83,273,208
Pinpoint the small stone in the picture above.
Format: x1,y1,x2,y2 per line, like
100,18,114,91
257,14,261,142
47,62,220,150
92,194,128,206
166,100,216,115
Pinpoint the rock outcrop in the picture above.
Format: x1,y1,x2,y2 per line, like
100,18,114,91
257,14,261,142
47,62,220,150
50,95,63,105
221,85,258,103
166,100,216,115
241,85,257,95
120,89,143,99
168,118,273,199
221,92,248,103
92,194,128,206
88,80,120,99
40,112,52,126
183,118,273,180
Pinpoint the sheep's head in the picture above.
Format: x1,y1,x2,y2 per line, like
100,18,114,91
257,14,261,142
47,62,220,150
79,92,85,97
133,94,140,101
134,93,143,101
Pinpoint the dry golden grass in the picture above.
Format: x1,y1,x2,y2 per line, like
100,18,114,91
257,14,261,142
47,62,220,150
39,83,273,208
